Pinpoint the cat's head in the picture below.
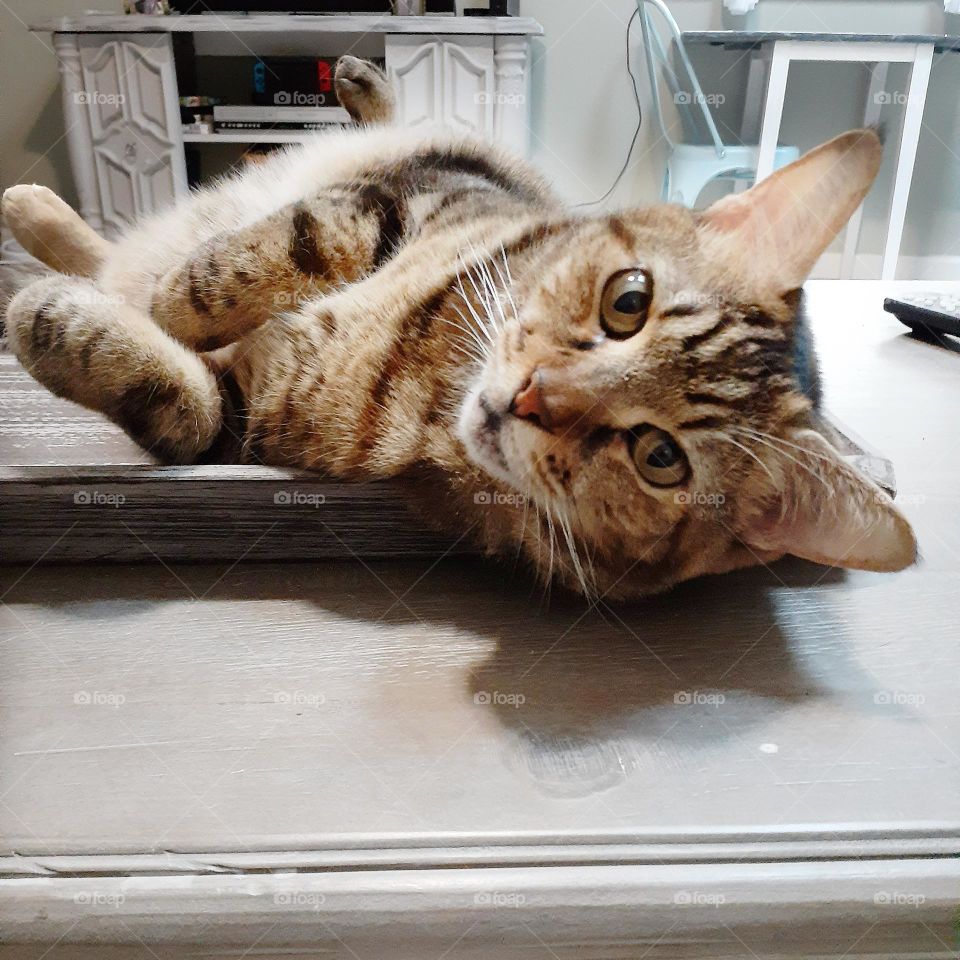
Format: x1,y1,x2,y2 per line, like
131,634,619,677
457,129,917,597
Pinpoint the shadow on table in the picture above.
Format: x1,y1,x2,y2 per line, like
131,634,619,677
1,549,854,798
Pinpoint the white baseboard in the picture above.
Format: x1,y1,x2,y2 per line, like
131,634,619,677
813,252,960,281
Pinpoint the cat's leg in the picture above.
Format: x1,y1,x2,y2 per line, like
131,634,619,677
150,183,406,351
334,56,395,125
6,275,223,462
1,184,111,277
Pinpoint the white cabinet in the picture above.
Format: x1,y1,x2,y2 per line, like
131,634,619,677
40,16,539,233
56,33,187,239
386,35,494,138
386,33,531,155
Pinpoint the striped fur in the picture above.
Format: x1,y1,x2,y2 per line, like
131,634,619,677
3,66,917,597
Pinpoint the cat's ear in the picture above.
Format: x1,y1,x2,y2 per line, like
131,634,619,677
735,430,917,572
698,129,882,288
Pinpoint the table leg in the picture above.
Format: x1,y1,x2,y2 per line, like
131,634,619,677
755,40,791,182
841,60,889,279
741,49,769,144
882,43,934,281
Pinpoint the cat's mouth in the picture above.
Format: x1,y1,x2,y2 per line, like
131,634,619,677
457,388,520,490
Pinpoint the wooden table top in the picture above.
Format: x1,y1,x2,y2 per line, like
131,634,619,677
1,281,959,954
1,279,957,860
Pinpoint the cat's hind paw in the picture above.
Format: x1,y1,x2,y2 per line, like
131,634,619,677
2,184,110,277
335,56,395,125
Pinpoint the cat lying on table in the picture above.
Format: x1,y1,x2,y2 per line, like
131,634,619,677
2,56,915,598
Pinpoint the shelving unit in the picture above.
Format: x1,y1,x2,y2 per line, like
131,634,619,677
31,13,542,238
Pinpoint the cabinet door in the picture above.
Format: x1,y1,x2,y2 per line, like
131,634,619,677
385,36,443,131
77,34,187,238
440,37,494,138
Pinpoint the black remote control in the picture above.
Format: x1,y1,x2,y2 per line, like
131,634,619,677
883,293,960,340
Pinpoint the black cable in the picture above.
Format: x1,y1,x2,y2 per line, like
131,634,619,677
577,6,643,208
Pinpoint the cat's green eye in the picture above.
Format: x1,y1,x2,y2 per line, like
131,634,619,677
600,268,652,339
630,425,689,488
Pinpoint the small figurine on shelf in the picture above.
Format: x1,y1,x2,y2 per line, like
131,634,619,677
123,0,171,13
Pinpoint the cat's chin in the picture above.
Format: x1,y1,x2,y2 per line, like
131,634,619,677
457,387,523,492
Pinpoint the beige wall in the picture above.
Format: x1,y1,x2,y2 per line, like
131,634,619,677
0,0,122,210
2,1,957,271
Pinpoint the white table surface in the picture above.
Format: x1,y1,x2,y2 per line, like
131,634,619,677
1,281,958,955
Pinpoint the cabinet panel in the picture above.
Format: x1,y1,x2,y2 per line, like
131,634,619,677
385,36,442,130
442,37,494,137
77,34,186,237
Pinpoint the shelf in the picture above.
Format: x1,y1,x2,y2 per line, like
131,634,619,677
183,130,325,144
31,14,543,36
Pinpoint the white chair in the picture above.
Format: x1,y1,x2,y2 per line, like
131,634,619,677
637,0,799,206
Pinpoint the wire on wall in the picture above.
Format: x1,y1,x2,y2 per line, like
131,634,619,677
578,7,643,208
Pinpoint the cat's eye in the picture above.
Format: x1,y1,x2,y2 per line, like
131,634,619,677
600,268,652,339
630,425,689,488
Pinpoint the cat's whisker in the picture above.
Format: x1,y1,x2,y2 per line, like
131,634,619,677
732,427,830,489
462,241,505,335
453,271,495,346
490,245,520,324
555,505,595,602
459,250,493,320
456,252,500,342
715,433,778,486
440,314,489,362
473,249,508,331
734,426,834,462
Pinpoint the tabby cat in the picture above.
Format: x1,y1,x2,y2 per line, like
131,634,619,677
2,57,916,598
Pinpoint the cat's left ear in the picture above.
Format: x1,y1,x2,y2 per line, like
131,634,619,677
735,430,917,572
698,129,882,288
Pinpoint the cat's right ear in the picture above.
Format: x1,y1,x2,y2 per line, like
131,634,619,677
697,129,882,289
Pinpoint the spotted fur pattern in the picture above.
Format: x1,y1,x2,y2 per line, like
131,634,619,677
3,59,916,597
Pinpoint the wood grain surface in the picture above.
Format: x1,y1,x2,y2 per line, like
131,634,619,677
1,280,958,955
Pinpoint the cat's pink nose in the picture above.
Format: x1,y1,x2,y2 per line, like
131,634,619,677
509,370,551,430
